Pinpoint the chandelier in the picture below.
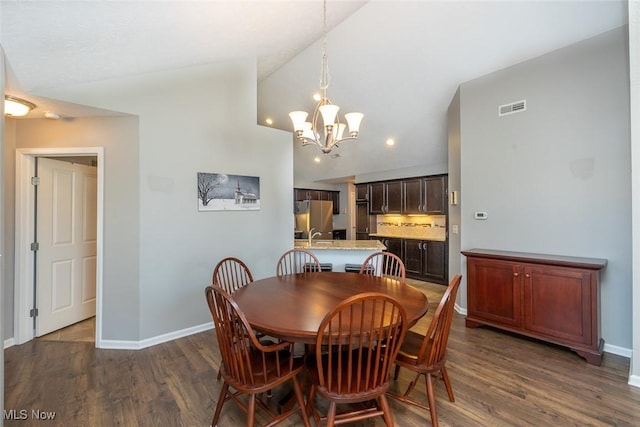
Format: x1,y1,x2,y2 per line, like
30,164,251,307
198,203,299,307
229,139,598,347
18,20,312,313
289,0,363,155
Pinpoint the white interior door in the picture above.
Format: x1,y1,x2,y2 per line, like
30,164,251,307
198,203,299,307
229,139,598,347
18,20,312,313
36,157,97,336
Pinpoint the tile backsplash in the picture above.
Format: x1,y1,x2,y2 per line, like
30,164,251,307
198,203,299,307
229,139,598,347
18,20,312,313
375,214,446,241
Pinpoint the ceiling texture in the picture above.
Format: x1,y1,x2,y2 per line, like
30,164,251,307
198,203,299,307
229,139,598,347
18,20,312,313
1,1,628,184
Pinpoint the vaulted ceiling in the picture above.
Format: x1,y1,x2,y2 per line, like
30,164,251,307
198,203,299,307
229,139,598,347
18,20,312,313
1,1,628,184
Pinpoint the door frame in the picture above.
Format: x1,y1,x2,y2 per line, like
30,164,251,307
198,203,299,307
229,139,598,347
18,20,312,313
14,147,104,347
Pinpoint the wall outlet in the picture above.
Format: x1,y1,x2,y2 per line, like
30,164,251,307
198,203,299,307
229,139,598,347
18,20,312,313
452,225,459,234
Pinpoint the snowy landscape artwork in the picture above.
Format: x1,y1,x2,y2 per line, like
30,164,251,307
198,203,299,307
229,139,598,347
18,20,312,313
197,172,260,211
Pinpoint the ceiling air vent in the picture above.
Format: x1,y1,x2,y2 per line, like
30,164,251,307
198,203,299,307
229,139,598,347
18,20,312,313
498,99,526,117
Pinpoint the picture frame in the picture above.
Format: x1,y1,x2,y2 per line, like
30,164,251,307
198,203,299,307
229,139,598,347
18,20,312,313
197,172,260,211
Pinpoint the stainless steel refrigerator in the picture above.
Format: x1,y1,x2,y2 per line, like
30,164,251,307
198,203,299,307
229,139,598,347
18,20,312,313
295,200,333,239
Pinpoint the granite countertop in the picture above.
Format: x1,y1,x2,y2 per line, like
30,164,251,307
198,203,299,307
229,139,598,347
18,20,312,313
294,239,386,251
369,233,446,242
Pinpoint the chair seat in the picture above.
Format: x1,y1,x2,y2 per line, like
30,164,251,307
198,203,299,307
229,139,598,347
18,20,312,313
223,347,301,391
306,349,390,403
396,330,427,365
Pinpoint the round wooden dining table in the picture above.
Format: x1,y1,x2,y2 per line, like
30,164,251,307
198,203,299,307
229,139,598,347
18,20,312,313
232,271,429,345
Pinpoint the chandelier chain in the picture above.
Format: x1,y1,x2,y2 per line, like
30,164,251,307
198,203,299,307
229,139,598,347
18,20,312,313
320,0,329,94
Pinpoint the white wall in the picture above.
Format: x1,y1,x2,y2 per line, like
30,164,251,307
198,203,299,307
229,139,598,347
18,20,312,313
458,27,632,351
1,45,6,425
3,119,14,341
447,88,462,299
23,59,294,342
629,1,640,386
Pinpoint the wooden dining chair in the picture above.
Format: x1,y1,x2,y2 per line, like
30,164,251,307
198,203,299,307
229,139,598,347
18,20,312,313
305,292,408,427
359,251,406,282
205,286,311,427
211,257,256,381
276,248,321,277
212,257,254,293
386,274,462,427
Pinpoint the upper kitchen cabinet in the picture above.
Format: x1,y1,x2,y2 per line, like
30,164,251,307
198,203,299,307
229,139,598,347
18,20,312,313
356,184,369,202
402,178,423,214
294,188,340,214
356,183,371,240
423,175,447,214
369,180,402,214
403,175,447,214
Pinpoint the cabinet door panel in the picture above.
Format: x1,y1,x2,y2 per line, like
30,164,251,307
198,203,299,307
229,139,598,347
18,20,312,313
403,179,422,213
369,183,385,214
356,202,369,233
385,238,403,259
330,191,340,214
356,184,368,201
403,240,423,276
386,181,403,213
467,258,521,327
523,266,593,345
423,241,446,283
424,176,446,214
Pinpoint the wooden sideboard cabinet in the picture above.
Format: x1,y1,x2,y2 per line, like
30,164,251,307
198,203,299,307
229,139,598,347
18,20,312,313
462,249,607,365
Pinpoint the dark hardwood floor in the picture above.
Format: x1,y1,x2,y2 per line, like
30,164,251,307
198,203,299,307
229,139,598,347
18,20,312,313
4,280,640,426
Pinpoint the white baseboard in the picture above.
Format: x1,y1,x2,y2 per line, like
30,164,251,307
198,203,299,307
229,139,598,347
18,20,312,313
628,374,640,388
603,343,632,358
98,321,214,350
4,338,15,349
454,304,467,316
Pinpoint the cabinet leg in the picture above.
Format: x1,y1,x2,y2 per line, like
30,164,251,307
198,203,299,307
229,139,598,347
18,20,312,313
571,339,604,366
465,318,483,328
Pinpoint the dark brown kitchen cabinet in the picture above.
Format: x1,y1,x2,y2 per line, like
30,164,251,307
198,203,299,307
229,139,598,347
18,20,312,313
294,188,307,201
372,237,402,259
356,184,369,202
403,239,447,284
462,249,607,365
423,175,447,214
294,188,339,214
402,178,423,214
356,202,370,240
368,183,385,214
332,229,347,240
369,181,402,214
330,191,340,214
402,175,447,214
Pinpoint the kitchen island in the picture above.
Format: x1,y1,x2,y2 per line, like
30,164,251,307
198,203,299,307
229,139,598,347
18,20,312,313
294,239,386,273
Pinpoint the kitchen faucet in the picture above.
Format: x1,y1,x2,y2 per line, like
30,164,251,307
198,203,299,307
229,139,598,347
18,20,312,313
308,228,322,244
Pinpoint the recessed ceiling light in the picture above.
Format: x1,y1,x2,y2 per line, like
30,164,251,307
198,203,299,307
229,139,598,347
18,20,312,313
265,117,273,125
44,111,60,120
386,138,395,146
314,157,321,163
313,93,322,102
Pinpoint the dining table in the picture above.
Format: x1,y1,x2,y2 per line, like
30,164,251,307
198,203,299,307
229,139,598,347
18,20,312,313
232,271,430,344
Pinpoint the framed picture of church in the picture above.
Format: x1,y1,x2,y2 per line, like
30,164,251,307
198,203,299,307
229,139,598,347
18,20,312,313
197,172,260,211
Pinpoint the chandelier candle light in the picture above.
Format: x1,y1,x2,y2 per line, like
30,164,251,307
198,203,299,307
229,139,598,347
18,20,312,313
289,0,363,155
